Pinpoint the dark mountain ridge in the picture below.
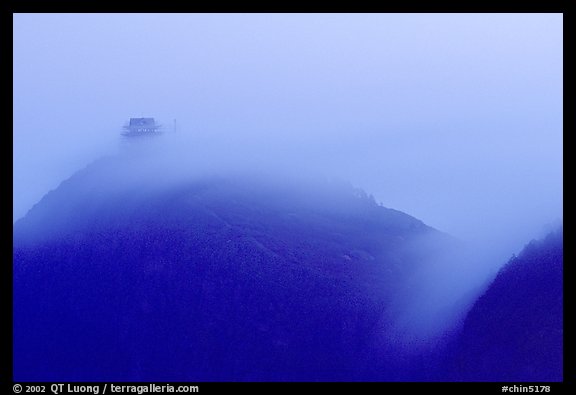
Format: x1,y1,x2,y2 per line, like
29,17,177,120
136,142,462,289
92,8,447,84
15,154,561,381
14,155,460,381
446,228,563,381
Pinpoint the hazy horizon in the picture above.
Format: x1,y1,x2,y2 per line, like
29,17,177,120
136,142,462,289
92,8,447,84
13,13,562,261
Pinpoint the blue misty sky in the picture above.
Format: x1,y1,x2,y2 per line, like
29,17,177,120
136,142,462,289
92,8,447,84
13,13,562,256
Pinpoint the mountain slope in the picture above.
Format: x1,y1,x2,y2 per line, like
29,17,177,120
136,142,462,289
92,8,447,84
13,156,459,381
449,228,563,381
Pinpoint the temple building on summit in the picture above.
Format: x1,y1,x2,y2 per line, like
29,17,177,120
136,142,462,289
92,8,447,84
122,118,162,137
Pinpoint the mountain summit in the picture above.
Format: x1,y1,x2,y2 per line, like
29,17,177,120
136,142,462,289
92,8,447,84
14,155,460,381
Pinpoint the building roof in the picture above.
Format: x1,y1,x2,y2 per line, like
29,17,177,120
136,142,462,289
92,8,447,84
129,118,156,127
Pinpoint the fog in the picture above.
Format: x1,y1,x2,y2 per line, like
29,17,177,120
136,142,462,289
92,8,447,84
14,13,562,267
